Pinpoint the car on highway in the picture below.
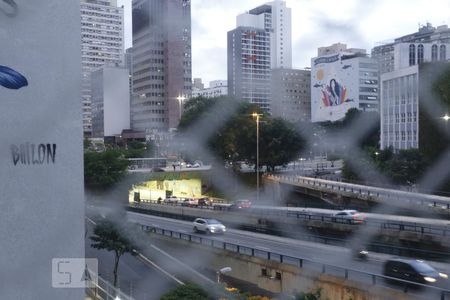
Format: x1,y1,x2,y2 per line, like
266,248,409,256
193,218,226,234
197,197,212,206
383,258,448,285
332,210,365,224
229,199,252,210
182,198,198,207
164,196,180,204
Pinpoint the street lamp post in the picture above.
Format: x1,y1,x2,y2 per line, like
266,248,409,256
252,112,262,202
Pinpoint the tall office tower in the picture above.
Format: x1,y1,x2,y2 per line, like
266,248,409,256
271,68,311,123
372,23,450,74
131,0,192,132
80,0,125,136
311,45,379,122
228,0,291,111
240,0,292,68
228,26,271,111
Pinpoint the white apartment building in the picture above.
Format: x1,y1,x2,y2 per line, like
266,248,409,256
80,0,124,136
380,43,450,150
236,0,292,68
192,80,228,98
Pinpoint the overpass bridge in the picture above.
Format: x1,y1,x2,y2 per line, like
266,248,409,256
128,212,450,300
265,175,450,215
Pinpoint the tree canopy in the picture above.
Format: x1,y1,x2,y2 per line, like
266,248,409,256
179,96,304,171
90,220,134,287
160,283,210,300
84,149,130,189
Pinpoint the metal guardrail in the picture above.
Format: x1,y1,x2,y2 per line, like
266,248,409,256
132,201,450,238
86,274,134,300
267,175,450,210
128,204,449,260
143,226,450,300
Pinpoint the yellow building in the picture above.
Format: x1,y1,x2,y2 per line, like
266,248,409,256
129,173,202,203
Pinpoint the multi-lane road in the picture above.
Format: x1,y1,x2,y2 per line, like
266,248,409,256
127,211,450,296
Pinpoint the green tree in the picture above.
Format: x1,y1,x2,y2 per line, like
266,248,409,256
385,149,425,185
123,140,148,158
160,283,209,300
84,150,129,189
179,96,304,171
259,118,303,172
90,220,134,287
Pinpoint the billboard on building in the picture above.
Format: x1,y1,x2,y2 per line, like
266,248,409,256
311,53,359,122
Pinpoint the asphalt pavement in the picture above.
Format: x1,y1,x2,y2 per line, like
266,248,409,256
126,212,450,299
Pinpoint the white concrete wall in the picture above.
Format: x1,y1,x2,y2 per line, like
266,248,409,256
237,13,265,29
0,1,84,298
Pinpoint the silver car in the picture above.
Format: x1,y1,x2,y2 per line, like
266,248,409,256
193,218,226,234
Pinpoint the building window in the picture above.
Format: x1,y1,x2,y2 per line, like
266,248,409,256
417,44,424,64
409,44,415,66
261,268,268,276
440,45,446,61
432,44,438,61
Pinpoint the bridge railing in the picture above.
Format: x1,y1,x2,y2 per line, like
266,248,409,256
142,225,450,300
267,174,450,210
86,274,135,300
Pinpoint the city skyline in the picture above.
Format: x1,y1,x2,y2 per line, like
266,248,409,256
118,0,450,84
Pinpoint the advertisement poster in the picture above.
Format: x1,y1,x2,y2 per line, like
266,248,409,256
311,53,358,122
0,1,84,298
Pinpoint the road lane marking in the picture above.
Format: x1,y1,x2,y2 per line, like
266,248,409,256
135,253,184,285
150,244,215,284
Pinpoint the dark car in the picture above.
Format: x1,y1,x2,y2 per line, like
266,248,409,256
383,258,448,285
198,197,212,206
230,199,252,209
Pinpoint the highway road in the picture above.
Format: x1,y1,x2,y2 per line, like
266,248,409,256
253,205,450,227
134,201,450,236
127,211,450,298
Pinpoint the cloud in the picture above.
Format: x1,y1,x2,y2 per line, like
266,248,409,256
119,0,450,84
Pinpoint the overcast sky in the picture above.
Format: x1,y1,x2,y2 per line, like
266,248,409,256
117,0,450,86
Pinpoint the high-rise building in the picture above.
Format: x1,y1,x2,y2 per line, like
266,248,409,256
372,23,450,74
228,0,292,112
131,0,192,132
311,45,379,122
380,44,450,150
271,68,311,123
228,26,271,110
239,0,292,68
80,0,125,136
91,66,131,138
